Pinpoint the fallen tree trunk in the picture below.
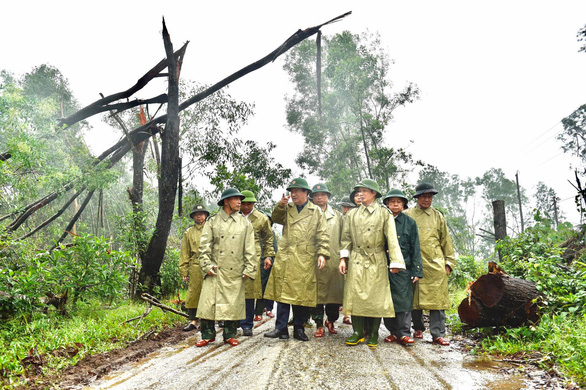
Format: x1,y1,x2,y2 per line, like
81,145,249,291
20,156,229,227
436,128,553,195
458,263,542,328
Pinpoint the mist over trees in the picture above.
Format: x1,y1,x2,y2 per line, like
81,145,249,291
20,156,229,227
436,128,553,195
283,31,421,198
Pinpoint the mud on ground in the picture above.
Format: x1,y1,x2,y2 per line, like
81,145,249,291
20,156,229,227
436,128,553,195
12,325,191,390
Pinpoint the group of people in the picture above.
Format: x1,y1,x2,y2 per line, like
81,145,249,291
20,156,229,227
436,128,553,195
178,177,455,348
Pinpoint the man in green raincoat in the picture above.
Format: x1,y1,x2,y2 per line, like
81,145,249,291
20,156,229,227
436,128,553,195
179,203,209,331
382,189,423,345
310,183,344,337
339,179,405,348
264,177,330,342
196,188,256,347
338,196,355,216
338,195,356,326
239,190,275,336
405,182,456,346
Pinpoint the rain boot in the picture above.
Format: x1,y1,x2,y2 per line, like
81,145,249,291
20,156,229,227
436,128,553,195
367,317,381,348
345,316,364,345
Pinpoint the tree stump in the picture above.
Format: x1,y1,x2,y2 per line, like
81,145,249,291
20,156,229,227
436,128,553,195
458,263,542,328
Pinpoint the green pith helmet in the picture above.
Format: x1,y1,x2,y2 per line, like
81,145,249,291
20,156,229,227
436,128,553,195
241,190,257,203
189,203,210,218
286,177,312,193
311,183,331,197
382,189,409,209
350,190,360,205
217,188,245,206
354,178,382,198
338,196,355,208
413,182,438,198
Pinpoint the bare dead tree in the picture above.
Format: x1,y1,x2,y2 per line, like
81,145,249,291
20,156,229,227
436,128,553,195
4,12,352,296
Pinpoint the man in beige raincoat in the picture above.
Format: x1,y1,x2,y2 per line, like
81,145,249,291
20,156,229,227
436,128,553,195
239,190,275,336
339,179,405,348
405,182,456,346
264,177,330,342
196,188,256,347
310,183,344,337
179,203,209,331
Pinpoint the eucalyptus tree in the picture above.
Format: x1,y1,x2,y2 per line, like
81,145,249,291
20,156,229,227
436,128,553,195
283,31,420,198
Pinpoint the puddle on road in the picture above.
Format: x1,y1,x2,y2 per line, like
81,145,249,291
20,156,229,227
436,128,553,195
462,356,527,389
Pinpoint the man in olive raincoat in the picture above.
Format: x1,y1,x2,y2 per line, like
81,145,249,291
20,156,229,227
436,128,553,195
196,188,256,347
239,190,275,336
310,183,344,337
339,179,405,348
264,177,330,342
338,195,356,326
382,189,423,345
179,204,209,331
338,196,355,216
405,182,456,346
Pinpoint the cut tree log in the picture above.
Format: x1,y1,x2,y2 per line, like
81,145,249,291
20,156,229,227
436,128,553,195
458,262,543,328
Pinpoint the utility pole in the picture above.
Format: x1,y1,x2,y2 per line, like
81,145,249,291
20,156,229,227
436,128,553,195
492,200,507,261
553,196,559,228
515,172,525,233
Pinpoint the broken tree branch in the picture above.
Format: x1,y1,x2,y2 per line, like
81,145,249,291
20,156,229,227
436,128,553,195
17,186,86,240
140,293,188,318
51,189,96,250
57,43,188,129
6,12,351,238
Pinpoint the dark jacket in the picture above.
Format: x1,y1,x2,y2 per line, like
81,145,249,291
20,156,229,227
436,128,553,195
389,212,423,313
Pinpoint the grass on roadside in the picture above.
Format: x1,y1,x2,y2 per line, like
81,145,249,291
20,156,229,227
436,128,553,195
477,313,586,387
447,283,586,387
0,299,182,387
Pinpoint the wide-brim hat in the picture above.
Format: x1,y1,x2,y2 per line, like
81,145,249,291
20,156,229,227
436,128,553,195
353,179,382,198
217,188,245,206
241,190,257,203
310,183,331,197
338,196,355,208
189,203,210,218
413,182,438,198
382,189,409,208
286,177,311,193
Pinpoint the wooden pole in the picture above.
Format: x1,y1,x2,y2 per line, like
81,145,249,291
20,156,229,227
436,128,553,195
515,172,525,233
492,199,507,261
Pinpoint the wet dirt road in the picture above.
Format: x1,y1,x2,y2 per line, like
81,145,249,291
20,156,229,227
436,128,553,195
87,317,527,390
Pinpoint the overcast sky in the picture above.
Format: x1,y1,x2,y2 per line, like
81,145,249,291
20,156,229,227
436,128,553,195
2,1,586,224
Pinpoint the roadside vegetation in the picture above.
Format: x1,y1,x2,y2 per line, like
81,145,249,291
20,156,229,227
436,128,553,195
447,216,586,388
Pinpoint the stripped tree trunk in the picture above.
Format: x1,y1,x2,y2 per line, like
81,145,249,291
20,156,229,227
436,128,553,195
458,262,542,328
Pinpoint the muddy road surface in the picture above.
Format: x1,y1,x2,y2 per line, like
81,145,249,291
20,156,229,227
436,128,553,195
88,317,531,390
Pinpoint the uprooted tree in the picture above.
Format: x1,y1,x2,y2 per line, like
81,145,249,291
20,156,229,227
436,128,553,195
0,12,352,297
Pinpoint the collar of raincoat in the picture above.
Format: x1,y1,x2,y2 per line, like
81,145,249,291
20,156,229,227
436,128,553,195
361,201,378,214
415,204,433,215
219,208,238,221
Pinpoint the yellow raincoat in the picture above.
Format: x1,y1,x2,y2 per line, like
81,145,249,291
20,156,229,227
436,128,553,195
405,205,456,310
264,201,330,307
316,205,344,305
244,208,275,299
197,209,256,320
340,202,405,317
179,223,205,308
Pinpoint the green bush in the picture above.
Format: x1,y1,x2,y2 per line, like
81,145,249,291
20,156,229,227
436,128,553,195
44,233,134,304
1,233,134,317
496,217,586,315
449,255,484,290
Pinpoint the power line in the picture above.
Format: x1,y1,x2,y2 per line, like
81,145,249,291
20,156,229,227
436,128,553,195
521,121,562,151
